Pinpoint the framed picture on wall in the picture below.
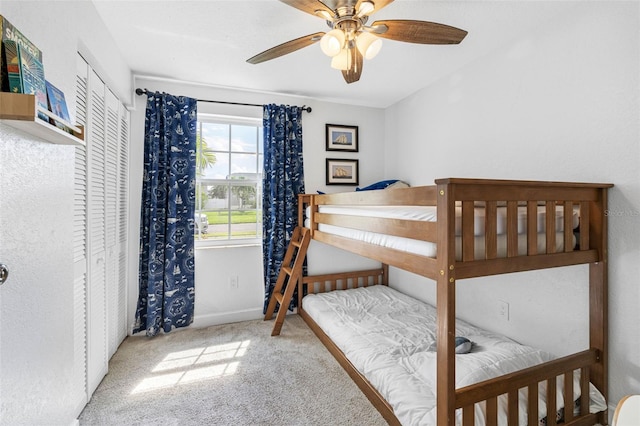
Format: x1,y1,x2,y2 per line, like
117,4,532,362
326,124,358,152
326,158,359,185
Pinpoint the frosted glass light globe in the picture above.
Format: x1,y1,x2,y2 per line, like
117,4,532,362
356,32,382,60
320,29,345,57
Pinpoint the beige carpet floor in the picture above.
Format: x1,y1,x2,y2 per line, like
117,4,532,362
78,315,387,425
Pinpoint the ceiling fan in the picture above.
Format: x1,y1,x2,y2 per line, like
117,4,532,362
246,0,468,84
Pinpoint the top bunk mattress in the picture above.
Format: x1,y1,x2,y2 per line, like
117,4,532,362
302,285,606,425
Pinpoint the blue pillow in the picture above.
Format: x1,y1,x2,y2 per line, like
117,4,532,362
355,179,400,191
427,336,474,354
455,337,473,354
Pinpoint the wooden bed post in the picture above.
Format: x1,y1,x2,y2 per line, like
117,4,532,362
589,187,609,422
381,263,389,286
436,180,457,426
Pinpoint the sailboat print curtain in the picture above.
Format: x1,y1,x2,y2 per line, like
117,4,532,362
134,91,197,337
262,104,305,313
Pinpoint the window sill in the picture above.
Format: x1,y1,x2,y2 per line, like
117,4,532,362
195,242,261,250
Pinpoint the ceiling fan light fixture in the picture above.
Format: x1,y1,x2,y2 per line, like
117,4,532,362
330,48,350,70
356,31,382,60
320,29,345,57
356,1,375,17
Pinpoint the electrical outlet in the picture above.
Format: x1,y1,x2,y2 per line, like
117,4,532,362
498,300,509,321
229,275,239,289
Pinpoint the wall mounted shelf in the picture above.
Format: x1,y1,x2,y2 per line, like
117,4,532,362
0,92,84,146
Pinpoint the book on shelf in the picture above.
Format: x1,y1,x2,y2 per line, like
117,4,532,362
45,80,72,131
3,40,22,93
18,42,48,122
1,15,43,93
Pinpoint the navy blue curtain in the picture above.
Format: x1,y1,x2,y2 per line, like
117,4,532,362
262,104,305,313
134,92,197,337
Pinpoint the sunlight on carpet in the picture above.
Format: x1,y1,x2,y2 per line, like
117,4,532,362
131,340,250,394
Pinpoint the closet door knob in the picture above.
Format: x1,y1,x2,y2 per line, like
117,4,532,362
0,264,8,285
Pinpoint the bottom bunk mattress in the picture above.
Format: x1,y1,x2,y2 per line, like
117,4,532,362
302,285,606,425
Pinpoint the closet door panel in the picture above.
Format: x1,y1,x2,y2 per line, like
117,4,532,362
105,90,120,358
86,69,108,396
72,54,89,410
116,107,130,348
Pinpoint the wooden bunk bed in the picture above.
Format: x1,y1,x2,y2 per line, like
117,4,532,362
293,178,611,426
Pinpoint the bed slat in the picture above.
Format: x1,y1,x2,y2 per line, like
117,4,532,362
462,201,474,261
565,371,575,422
462,404,474,426
486,397,498,426
485,201,498,259
507,390,518,425
506,201,518,257
580,201,590,250
546,201,557,254
564,201,575,252
527,201,538,255
547,376,557,426
528,383,539,426
580,367,590,416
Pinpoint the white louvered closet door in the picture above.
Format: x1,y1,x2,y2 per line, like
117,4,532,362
105,89,128,358
76,52,130,401
105,91,118,358
86,67,108,397
116,106,130,351
72,54,89,409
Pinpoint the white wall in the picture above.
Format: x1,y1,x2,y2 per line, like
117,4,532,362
128,76,385,329
384,1,639,413
3,0,635,422
0,1,130,424
0,132,77,423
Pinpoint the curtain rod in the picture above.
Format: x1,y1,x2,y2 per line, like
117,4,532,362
135,88,312,113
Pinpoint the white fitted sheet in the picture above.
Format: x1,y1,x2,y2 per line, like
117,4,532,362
302,285,607,425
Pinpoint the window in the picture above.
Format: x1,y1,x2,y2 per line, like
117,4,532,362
195,114,263,245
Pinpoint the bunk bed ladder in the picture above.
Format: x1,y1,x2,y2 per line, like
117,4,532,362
264,226,311,336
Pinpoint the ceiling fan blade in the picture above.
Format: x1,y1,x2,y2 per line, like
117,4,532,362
342,48,363,84
371,19,467,44
279,0,334,18
247,32,325,64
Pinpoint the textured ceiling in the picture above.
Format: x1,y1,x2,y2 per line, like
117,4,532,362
91,0,578,108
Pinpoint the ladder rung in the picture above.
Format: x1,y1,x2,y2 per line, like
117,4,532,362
282,266,292,276
274,293,284,305
291,240,302,248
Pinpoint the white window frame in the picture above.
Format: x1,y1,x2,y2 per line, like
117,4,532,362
195,113,263,248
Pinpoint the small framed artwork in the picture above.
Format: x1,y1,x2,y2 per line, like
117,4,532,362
326,158,359,185
326,124,358,152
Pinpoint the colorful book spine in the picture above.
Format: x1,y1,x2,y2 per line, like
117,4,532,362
0,15,43,93
18,43,48,121
45,80,71,131
3,40,22,93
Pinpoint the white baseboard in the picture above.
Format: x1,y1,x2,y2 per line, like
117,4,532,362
128,308,266,336
192,308,264,328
